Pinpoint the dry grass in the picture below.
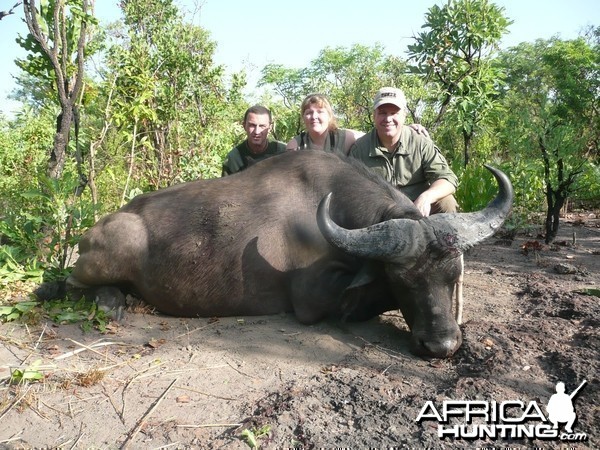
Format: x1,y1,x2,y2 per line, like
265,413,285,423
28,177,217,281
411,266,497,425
125,294,156,315
74,368,106,387
0,321,128,424
0,280,37,304
58,368,106,389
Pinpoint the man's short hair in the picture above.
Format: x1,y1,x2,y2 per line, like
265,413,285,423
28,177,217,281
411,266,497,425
244,105,273,124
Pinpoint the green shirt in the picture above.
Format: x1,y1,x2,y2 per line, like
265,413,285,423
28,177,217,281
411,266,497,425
349,127,458,201
291,129,348,154
222,139,287,176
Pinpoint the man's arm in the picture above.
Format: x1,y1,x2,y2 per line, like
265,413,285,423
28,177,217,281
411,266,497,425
414,179,456,217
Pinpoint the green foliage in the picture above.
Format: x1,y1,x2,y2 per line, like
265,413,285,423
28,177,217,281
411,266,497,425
241,425,271,449
45,297,109,333
0,109,53,209
455,163,502,212
16,0,101,180
260,44,424,135
0,301,39,323
10,360,45,384
496,35,599,237
0,296,108,333
505,160,546,214
455,157,546,231
261,94,299,144
176,149,227,181
16,0,99,81
407,0,512,83
0,246,45,284
0,165,97,281
574,163,600,202
407,0,512,165
103,0,244,191
578,288,600,298
0,110,87,281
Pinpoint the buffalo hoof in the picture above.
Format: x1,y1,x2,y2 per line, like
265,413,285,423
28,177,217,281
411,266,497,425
92,286,126,321
34,281,126,322
34,280,67,301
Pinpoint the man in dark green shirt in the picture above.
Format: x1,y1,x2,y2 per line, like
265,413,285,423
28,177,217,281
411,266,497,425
349,87,458,216
222,105,287,176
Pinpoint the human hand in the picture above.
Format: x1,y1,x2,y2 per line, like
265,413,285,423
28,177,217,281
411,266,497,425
408,123,430,139
414,194,432,217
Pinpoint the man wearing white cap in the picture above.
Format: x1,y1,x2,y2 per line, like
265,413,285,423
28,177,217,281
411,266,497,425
349,87,458,217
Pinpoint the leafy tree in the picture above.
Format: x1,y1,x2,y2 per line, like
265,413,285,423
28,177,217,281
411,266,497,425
11,0,104,271
259,44,424,137
407,0,511,166
0,107,92,276
2,0,246,276
497,35,600,242
306,45,420,131
19,0,97,180
0,1,22,21
103,0,245,198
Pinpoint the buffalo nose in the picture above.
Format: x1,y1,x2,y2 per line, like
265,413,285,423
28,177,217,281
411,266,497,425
415,335,462,358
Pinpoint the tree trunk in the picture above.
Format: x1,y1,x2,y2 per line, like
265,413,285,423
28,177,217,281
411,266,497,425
49,109,72,179
545,186,566,244
122,120,139,207
23,0,89,179
462,128,472,167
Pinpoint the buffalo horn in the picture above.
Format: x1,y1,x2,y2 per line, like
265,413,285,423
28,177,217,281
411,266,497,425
317,165,513,261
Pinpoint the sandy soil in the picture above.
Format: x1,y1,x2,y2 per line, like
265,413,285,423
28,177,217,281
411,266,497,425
1,214,598,449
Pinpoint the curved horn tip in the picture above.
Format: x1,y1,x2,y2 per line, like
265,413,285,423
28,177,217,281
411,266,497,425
484,163,509,182
317,192,334,225
483,164,514,198
319,192,333,212
483,164,504,179
432,163,514,252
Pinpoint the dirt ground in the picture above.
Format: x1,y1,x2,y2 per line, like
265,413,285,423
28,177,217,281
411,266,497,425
1,213,599,449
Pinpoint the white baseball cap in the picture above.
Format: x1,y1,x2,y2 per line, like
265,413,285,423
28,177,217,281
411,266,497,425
373,87,407,110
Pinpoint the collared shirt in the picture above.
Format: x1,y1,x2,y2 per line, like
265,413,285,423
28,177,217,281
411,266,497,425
348,126,458,201
222,139,287,176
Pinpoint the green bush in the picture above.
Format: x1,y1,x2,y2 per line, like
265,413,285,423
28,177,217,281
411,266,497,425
455,158,547,232
0,169,98,282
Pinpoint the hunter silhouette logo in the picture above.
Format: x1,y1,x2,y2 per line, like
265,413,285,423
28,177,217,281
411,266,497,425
546,380,587,433
416,379,589,442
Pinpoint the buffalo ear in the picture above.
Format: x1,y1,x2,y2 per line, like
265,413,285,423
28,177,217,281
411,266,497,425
339,261,378,321
345,260,378,291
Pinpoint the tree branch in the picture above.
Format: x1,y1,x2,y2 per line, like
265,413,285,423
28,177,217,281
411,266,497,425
0,1,21,21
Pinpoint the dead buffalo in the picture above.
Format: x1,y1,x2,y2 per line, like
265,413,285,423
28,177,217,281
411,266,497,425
67,150,513,358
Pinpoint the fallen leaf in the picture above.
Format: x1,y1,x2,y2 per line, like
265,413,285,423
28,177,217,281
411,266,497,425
46,345,60,355
429,360,446,369
481,338,494,347
521,240,544,255
104,323,120,334
146,338,166,348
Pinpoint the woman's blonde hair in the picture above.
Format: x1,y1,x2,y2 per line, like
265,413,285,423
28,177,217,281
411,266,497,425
300,93,338,131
